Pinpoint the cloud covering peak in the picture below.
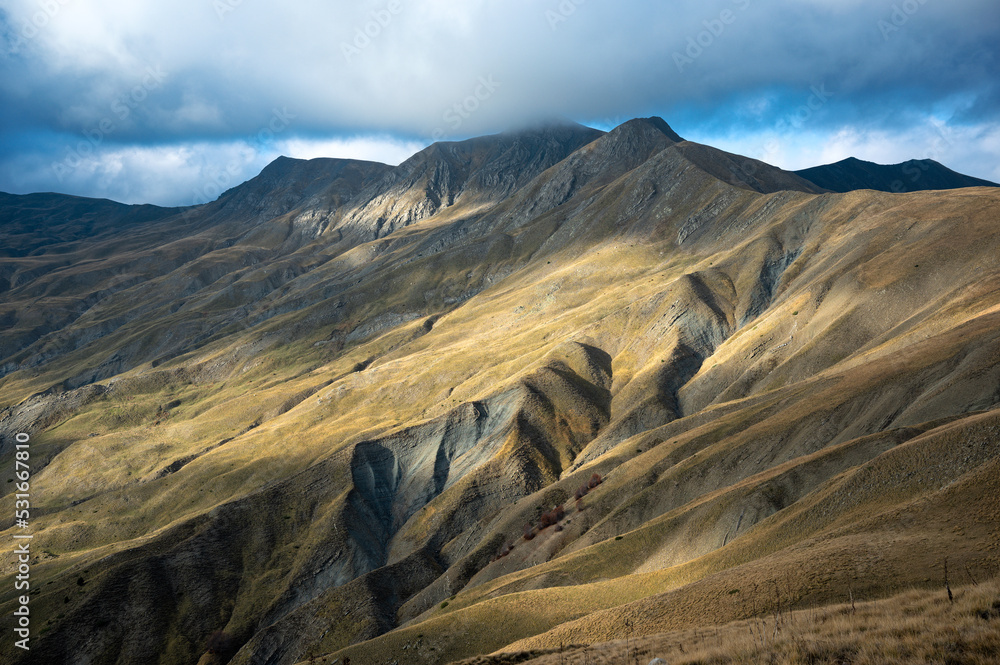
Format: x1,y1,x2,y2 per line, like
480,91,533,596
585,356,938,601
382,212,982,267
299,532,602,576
1,0,997,204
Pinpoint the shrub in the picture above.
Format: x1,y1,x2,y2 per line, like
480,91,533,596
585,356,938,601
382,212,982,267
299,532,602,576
539,504,564,529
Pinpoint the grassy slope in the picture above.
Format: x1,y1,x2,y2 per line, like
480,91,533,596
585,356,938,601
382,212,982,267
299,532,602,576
453,574,1000,665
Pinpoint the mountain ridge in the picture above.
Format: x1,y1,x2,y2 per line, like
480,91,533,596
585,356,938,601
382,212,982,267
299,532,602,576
5,121,996,215
795,155,999,193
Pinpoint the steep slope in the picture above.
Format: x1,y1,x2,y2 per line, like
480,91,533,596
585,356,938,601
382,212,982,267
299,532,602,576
1,118,999,665
0,158,391,390
331,121,604,242
674,142,826,195
0,126,602,398
795,156,999,193
204,156,395,230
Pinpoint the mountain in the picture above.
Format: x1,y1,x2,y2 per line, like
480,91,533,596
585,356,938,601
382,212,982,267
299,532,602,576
795,156,999,193
1,118,999,665
0,192,179,258
333,120,605,242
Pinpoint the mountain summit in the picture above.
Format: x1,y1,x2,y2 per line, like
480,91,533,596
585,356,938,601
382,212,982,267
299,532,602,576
2,118,999,665
795,155,999,193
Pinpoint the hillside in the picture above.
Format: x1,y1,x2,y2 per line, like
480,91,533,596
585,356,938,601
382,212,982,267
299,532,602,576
454,576,1000,665
1,118,999,665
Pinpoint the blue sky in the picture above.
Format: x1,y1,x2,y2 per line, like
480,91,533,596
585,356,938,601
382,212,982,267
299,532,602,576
1,0,998,206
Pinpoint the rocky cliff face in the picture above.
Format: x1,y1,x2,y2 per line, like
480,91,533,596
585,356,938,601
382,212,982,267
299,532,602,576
2,118,999,665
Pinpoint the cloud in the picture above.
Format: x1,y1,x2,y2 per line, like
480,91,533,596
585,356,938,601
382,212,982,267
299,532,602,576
0,132,427,206
0,0,997,204
278,136,425,166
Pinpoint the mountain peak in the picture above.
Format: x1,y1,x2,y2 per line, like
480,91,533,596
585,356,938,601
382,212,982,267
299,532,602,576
206,155,392,225
619,116,684,142
583,116,682,160
796,156,999,193
499,116,602,138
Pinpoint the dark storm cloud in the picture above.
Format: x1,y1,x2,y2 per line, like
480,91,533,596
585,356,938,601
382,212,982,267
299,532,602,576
0,0,997,205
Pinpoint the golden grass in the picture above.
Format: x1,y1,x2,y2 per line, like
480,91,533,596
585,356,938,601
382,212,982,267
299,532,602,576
463,575,1000,665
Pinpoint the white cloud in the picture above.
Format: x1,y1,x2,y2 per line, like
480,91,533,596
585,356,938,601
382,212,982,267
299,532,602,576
808,120,1000,182
688,117,1000,184
0,133,431,206
277,136,424,167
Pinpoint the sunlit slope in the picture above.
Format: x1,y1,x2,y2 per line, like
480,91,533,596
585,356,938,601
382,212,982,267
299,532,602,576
0,118,998,665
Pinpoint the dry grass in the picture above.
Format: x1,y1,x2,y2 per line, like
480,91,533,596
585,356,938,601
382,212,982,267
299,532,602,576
471,575,1000,665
